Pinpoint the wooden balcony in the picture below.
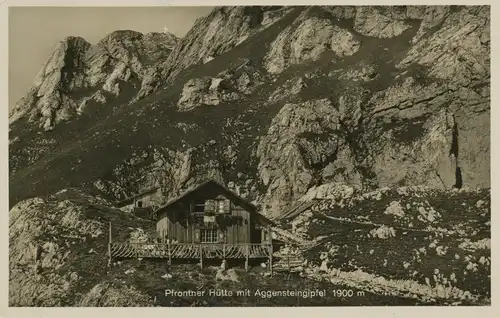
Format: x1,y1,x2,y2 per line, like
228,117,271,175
109,242,272,260
106,222,275,273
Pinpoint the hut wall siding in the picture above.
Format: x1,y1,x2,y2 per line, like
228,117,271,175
167,209,190,243
156,210,168,239
135,191,162,209
226,203,251,244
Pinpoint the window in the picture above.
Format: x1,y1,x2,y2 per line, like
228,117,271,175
214,199,230,214
192,200,205,213
217,199,225,213
137,201,143,208
192,200,205,224
200,229,218,243
191,199,229,214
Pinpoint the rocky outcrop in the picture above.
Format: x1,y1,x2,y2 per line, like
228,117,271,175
8,189,155,306
353,6,412,38
299,182,358,201
256,5,489,213
88,30,178,101
406,6,451,43
398,7,489,85
77,90,107,114
264,15,360,74
321,6,450,41
177,60,265,111
79,282,153,307
177,77,237,110
257,99,347,217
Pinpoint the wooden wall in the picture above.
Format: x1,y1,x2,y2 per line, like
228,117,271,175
156,188,258,244
120,190,162,213
156,209,170,239
135,191,162,209
226,201,251,243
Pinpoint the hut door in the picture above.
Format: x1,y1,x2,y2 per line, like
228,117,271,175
251,227,262,243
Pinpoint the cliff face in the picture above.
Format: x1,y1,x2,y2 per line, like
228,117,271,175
161,6,293,81
9,6,490,218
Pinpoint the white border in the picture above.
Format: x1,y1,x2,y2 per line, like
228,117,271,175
0,1,497,318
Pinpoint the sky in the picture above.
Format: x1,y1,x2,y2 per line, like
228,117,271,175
8,6,214,108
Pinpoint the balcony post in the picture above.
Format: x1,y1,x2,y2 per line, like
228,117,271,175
167,240,172,266
199,244,203,269
245,244,249,272
108,222,112,267
267,225,273,276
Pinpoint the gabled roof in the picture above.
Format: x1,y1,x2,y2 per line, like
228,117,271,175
153,179,274,225
115,186,159,207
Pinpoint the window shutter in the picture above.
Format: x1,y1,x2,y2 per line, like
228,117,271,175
224,200,231,214
205,200,215,214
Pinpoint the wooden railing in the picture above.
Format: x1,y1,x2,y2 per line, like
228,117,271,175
109,242,272,260
106,222,275,274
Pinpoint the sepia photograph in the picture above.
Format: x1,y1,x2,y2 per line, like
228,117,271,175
5,2,492,309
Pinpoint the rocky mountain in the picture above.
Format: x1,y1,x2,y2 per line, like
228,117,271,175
9,5,490,219
8,5,491,307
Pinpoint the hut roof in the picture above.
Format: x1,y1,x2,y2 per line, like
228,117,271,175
115,186,159,207
153,179,274,226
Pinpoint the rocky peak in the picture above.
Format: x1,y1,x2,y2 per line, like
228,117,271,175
144,32,179,50
24,35,91,95
52,36,92,58
99,29,143,42
94,29,179,58
9,29,180,131
9,36,92,128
